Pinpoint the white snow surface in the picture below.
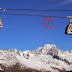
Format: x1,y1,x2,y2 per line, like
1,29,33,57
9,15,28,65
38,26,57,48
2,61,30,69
0,44,72,72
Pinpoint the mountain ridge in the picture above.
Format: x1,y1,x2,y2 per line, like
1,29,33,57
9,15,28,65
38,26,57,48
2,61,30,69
0,44,72,72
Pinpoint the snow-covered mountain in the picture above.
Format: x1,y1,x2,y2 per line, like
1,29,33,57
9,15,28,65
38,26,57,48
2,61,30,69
0,44,72,72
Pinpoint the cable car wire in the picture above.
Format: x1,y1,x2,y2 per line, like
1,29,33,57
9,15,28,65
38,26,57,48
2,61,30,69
0,13,68,18
0,8,72,12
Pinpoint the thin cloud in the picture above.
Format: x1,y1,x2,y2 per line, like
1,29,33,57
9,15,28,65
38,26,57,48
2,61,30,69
61,0,72,5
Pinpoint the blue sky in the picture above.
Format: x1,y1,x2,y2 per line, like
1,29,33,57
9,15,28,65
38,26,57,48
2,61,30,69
0,0,72,51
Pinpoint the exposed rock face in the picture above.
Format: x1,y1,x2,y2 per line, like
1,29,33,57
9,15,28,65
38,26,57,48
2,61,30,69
0,64,5,72
0,63,43,72
10,49,20,55
0,63,71,72
0,44,72,72
3,48,7,51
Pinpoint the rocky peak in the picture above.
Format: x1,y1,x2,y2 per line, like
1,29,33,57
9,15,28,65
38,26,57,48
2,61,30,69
33,44,60,55
3,48,7,51
10,49,20,55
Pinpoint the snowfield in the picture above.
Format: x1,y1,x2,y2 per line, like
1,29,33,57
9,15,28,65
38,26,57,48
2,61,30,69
0,44,72,72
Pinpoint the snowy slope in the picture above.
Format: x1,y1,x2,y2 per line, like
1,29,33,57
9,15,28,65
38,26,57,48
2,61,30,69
0,44,72,72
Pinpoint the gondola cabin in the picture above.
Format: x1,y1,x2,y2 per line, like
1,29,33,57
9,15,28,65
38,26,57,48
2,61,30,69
0,19,3,28
65,18,72,35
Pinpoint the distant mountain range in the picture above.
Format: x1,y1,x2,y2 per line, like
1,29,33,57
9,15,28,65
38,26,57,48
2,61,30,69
0,44,72,72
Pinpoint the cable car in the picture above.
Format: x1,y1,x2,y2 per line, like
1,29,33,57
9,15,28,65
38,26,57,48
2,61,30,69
65,18,72,35
0,19,3,28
